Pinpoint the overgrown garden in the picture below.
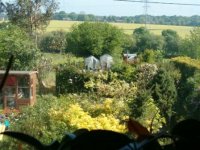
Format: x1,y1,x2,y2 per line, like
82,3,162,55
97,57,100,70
0,0,200,149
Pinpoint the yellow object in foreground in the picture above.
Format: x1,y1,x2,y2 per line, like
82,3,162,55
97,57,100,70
0,124,5,141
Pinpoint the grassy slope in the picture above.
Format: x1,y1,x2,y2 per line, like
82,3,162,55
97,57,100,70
46,20,193,37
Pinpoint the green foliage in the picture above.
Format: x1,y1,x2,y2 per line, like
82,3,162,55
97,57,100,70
162,29,181,56
129,90,165,133
66,22,125,57
170,57,200,119
5,0,58,36
185,70,200,118
0,95,61,149
56,64,88,95
171,56,200,79
133,27,164,52
158,61,181,86
2,94,129,149
39,30,67,53
134,63,158,90
84,71,137,99
0,23,40,70
129,89,152,118
52,12,200,26
122,34,136,53
150,68,177,128
138,49,164,63
180,27,200,59
112,63,136,82
137,98,166,133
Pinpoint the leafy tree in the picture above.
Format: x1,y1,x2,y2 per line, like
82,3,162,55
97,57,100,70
129,89,166,133
66,22,125,57
138,49,164,63
180,27,200,59
0,0,5,14
68,12,78,20
133,27,164,52
130,89,152,118
170,56,200,120
150,68,177,129
113,63,136,83
0,23,40,70
134,63,158,90
162,29,181,56
56,63,87,95
5,0,58,39
159,61,181,87
136,98,166,133
39,30,67,53
53,11,68,20
185,71,200,119
122,34,136,53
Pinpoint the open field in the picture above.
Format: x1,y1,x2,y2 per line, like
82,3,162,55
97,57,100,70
46,20,193,38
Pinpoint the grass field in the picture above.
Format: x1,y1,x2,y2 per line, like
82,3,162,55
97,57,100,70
46,20,193,38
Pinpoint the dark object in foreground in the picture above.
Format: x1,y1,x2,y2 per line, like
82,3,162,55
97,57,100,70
1,118,200,150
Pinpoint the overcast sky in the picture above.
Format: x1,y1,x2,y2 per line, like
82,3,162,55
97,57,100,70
57,0,200,16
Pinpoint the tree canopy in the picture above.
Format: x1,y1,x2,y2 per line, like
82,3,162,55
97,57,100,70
5,0,58,36
133,27,164,52
180,27,200,59
162,29,181,56
53,11,200,27
66,22,125,57
0,23,40,70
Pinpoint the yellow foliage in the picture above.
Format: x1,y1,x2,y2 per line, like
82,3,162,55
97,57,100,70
49,103,126,133
137,98,166,133
171,56,200,70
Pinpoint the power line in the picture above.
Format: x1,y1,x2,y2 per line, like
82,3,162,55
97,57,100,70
115,0,200,27
144,0,148,28
115,0,200,6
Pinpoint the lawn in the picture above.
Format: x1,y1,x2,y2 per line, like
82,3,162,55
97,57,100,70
46,20,193,38
42,53,84,87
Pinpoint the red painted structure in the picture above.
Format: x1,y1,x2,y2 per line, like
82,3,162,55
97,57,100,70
0,71,37,113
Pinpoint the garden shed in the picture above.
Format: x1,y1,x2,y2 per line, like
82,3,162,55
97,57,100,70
84,56,100,71
123,53,137,63
100,54,113,70
0,71,37,113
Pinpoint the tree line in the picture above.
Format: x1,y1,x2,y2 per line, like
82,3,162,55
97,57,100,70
53,11,200,26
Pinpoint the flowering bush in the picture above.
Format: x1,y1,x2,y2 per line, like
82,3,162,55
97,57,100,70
49,103,126,133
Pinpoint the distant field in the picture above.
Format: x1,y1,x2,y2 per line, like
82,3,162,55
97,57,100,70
46,20,193,38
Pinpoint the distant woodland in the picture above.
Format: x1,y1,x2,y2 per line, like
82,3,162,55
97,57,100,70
53,11,200,26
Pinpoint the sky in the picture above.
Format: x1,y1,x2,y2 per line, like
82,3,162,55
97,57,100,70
57,0,200,16
3,0,200,16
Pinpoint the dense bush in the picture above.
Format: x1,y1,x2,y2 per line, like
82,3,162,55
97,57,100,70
162,29,181,56
39,30,67,53
171,56,200,80
133,27,164,52
171,56,200,120
138,49,164,63
1,94,129,149
56,64,90,95
66,22,125,58
0,23,40,70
